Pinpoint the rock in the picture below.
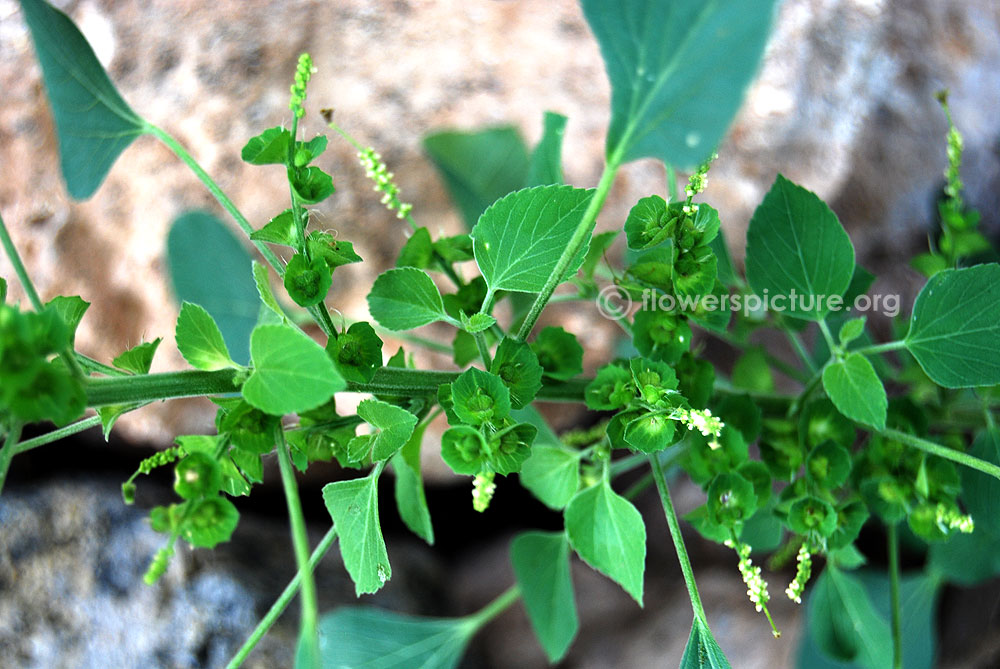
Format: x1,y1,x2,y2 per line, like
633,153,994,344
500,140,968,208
0,476,445,668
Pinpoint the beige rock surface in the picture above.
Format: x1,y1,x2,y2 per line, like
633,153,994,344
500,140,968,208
2,0,999,450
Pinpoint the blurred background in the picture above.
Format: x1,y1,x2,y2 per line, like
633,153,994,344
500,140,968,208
1,0,999,667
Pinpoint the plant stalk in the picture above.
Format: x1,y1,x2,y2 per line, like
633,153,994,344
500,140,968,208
883,427,1000,481
467,584,521,629
648,454,708,624
226,525,338,669
275,426,320,669
515,160,620,342
13,415,101,455
0,212,44,311
85,369,241,407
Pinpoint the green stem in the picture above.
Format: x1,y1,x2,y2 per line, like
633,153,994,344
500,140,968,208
888,522,903,669
275,426,319,668
515,160,620,342
226,525,338,669
147,125,283,272
0,421,24,495
786,329,817,374
648,455,708,624
1,212,85,377
466,584,521,629
76,353,128,377
818,319,837,355
345,368,591,402
666,164,679,203
882,427,1000,481
473,330,492,369
788,365,825,418
855,340,907,357
0,211,44,311
85,369,240,406
13,415,101,455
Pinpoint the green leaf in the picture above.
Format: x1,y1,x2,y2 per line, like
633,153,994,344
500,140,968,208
581,231,619,280
903,263,1000,388
240,127,292,165
322,475,392,595
460,312,496,335
531,326,584,381
822,353,887,430
96,404,134,440
396,227,435,269
808,566,892,669
838,317,867,347
731,348,775,394
962,430,1000,538
316,606,475,669
328,321,383,383
283,252,332,307
799,571,938,669
175,302,236,371
181,497,239,549
167,211,258,365
291,166,336,204
112,338,161,375
526,111,568,187
356,399,418,462
391,422,434,544
680,617,731,669
582,0,777,167
243,324,345,415
565,480,646,604
44,295,88,344
423,126,530,229
20,0,147,199
471,185,596,294
519,446,580,511
250,209,297,246
510,532,578,663
708,228,736,287
0,278,6,304
745,175,855,320
252,261,287,322
450,367,511,427
368,268,451,331
490,338,543,410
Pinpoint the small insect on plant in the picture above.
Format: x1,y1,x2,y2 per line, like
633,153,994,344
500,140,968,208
2,0,999,667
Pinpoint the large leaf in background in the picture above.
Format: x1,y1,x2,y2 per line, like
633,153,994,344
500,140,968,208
581,0,778,168
510,532,578,662
20,0,148,199
423,127,530,229
745,175,855,321
317,607,476,669
903,263,1000,388
167,211,259,365
471,185,595,294
802,567,892,669
797,570,939,669
525,111,568,187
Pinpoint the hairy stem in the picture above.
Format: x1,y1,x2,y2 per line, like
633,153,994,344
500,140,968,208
649,455,708,624
13,415,102,455
516,160,620,342
0,212,43,311
85,369,241,406
883,427,1000,481
226,525,338,669
275,426,319,668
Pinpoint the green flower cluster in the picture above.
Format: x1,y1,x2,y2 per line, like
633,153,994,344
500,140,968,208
289,53,314,119
0,304,84,426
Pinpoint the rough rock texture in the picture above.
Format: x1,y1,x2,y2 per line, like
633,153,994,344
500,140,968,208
2,0,999,445
0,477,446,669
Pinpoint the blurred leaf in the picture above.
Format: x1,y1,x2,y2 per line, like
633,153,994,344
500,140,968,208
167,211,259,365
